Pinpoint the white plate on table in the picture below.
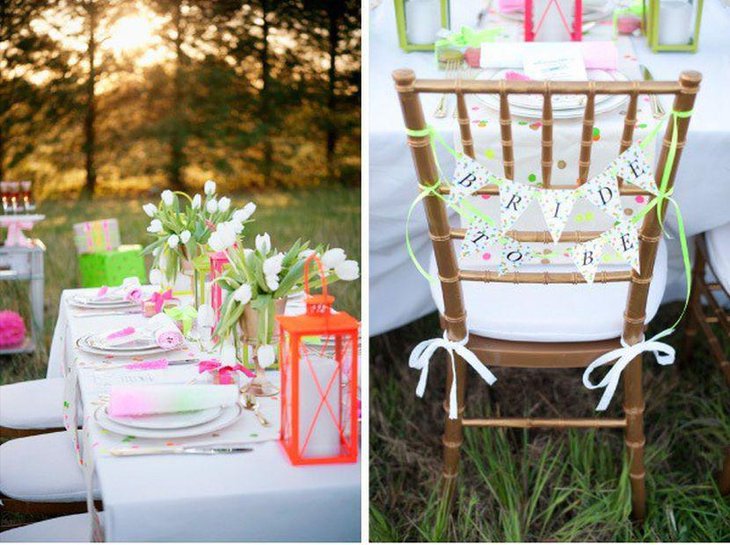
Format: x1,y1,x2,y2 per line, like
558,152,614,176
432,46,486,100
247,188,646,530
69,294,139,309
476,69,629,119
86,332,160,352
94,404,243,439
107,406,223,430
76,334,183,357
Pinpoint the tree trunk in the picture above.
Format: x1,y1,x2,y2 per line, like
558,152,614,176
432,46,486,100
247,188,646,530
0,126,5,181
260,0,272,184
169,0,186,190
81,3,97,200
326,6,340,182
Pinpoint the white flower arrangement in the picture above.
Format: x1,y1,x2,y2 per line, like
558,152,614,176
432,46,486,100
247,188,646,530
141,181,256,283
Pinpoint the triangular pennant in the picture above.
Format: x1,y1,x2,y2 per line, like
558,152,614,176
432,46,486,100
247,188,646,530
537,188,577,244
450,155,492,199
460,219,500,258
499,179,536,232
582,172,624,223
570,237,605,284
498,236,534,276
603,222,641,274
612,144,658,195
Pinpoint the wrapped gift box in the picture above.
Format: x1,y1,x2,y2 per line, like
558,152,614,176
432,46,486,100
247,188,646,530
78,244,146,288
73,218,121,254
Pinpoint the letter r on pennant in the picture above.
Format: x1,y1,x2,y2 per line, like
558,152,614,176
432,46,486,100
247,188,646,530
506,194,522,211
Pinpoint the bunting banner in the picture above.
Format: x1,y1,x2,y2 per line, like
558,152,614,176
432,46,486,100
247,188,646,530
451,155,494,199
581,171,625,223
537,188,578,244
499,179,537,232
603,221,641,274
612,143,659,195
570,236,606,284
498,236,537,276
460,219,501,258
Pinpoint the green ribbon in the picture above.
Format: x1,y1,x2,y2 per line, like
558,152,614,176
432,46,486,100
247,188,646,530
435,26,502,49
164,305,198,335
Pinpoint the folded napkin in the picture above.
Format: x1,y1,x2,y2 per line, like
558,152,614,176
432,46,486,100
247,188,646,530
146,313,184,349
108,384,239,416
498,0,524,12
93,277,143,303
468,41,618,71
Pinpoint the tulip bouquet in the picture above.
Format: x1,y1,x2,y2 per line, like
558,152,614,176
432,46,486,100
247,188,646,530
213,232,359,395
142,180,256,305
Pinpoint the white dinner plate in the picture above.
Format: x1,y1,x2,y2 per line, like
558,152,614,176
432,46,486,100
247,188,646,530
476,70,629,119
106,406,223,430
87,332,160,352
76,334,182,357
94,404,243,439
69,296,139,310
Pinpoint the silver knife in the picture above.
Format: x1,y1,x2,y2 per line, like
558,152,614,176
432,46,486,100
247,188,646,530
640,64,666,119
110,445,254,457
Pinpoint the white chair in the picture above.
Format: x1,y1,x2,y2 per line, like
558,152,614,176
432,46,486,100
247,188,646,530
0,513,96,542
0,432,101,515
0,378,70,438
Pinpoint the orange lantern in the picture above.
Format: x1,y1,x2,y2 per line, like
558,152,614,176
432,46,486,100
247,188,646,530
276,255,359,465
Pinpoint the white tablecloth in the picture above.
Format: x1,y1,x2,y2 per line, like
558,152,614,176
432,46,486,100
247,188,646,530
369,0,730,336
47,289,360,542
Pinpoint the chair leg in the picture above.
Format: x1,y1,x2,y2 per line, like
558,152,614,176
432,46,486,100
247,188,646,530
718,448,730,496
440,353,466,509
623,354,647,521
680,306,699,366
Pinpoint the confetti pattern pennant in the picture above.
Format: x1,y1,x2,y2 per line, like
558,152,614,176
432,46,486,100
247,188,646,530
498,236,534,276
613,144,658,195
451,155,493,199
604,222,641,274
499,179,537,232
570,237,606,284
460,219,500,258
582,172,624,223
537,188,578,244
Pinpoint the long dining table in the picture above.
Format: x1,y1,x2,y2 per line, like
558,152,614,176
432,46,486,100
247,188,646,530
46,288,361,542
369,0,730,336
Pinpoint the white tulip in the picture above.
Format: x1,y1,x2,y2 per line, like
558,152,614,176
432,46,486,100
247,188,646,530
161,190,174,206
218,196,231,213
206,198,218,214
265,275,280,291
149,268,163,286
263,253,285,277
167,234,180,249
234,202,256,222
257,344,276,368
298,249,316,260
191,194,201,209
147,219,163,233
208,232,225,252
243,248,254,261
208,222,237,252
232,284,252,305
204,180,216,195
231,221,244,234
322,248,347,269
335,260,359,281
152,247,161,257
255,233,271,255
143,203,157,217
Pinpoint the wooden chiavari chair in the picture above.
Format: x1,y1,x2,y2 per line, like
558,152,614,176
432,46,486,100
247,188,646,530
682,230,730,495
393,68,701,521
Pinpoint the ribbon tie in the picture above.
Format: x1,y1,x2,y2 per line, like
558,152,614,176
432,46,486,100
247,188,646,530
198,359,254,385
409,331,497,419
582,331,675,412
164,305,198,335
149,289,173,314
436,26,502,49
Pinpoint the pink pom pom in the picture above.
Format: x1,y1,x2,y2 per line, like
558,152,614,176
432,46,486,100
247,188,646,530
0,311,26,347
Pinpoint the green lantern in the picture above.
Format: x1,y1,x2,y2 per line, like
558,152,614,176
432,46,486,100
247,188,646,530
646,0,703,52
394,0,450,52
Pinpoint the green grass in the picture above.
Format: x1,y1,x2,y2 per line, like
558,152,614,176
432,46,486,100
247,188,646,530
0,186,360,385
369,305,730,542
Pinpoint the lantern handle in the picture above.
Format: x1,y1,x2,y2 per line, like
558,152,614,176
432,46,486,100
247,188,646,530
303,254,329,299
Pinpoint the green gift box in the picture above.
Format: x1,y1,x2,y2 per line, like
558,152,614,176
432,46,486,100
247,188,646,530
78,244,147,288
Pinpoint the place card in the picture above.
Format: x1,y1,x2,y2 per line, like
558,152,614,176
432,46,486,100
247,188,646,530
523,44,587,81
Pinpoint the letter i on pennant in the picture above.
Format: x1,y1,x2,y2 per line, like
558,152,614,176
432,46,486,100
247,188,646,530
537,189,577,244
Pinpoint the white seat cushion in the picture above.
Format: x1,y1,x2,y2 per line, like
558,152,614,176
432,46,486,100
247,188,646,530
0,432,100,502
706,222,730,294
0,378,69,430
0,513,94,542
430,241,667,342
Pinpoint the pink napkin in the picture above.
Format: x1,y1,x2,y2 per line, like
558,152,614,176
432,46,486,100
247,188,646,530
146,313,184,349
466,42,618,71
498,0,524,12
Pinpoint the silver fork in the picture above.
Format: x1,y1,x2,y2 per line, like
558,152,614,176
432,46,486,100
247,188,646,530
434,59,459,118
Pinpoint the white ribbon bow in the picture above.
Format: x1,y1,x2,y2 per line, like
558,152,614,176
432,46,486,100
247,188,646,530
409,331,497,419
582,331,675,411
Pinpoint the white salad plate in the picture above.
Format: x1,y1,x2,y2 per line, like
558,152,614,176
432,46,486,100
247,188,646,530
106,406,223,430
76,334,179,357
87,332,160,352
476,69,629,119
94,404,243,439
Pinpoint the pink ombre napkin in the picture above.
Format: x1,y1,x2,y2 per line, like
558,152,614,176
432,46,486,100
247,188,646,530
467,42,618,71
